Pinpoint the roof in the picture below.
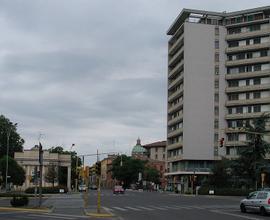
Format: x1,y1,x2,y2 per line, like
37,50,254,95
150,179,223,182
167,6,270,35
132,144,147,154
143,141,166,149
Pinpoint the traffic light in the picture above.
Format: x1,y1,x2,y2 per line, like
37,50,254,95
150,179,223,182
96,161,101,176
219,138,224,148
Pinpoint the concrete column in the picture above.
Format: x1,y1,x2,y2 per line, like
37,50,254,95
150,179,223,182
67,166,71,191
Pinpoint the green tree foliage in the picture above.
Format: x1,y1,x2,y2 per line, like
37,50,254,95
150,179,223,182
0,156,25,186
45,165,58,187
111,155,145,188
0,115,24,158
209,158,231,187
48,146,82,187
232,113,270,188
144,166,160,184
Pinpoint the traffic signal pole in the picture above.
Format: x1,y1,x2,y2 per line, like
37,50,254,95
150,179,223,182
97,150,101,213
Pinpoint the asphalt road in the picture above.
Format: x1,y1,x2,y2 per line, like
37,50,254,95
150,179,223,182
88,189,270,220
1,190,270,220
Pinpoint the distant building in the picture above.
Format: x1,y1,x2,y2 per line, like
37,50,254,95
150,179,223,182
143,141,167,189
166,6,270,193
131,138,148,160
100,155,117,188
14,146,71,191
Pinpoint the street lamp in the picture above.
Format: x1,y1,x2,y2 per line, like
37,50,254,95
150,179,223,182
5,122,17,192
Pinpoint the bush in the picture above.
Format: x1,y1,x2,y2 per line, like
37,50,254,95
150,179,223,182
25,186,68,194
198,186,253,196
10,196,29,207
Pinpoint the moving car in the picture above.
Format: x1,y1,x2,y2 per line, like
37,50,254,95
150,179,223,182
113,185,125,194
240,191,270,216
78,184,87,192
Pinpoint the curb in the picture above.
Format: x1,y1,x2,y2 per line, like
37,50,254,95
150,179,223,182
0,206,53,213
84,207,114,218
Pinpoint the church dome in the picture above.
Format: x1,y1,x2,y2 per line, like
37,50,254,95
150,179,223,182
132,138,147,154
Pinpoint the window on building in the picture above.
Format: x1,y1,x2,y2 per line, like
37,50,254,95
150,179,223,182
214,133,219,142
254,64,261,71
215,53,219,62
246,79,250,86
215,106,219,115
248,106,252,113
215,80,219,89
239,66,245,73
215,40,219,49
253,78,261,85
215,93,219,102
226,147,230,155
247,52,252,59
246,93,250,99
236,106,243,114
215,66,219,75
228,93,238,100
254,38,261,44
214,120,219,129
228,80,238,87
215,27,219,35
254,105,261,112
155,154,158,160
261,50,268,57
249,24,260,32
254,92,261,99
228,41,239,47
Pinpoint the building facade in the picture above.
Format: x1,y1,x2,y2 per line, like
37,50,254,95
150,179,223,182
143,141,167,189
14,146,72,191
166,6,270,192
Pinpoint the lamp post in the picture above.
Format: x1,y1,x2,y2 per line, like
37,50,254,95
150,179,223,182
5,122,17,192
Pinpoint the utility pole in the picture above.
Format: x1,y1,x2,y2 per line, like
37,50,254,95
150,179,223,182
97,149,101,213
39,142,43,207
5,129,10,192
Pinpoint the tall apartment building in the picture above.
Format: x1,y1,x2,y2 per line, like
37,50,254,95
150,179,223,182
166,6,270,192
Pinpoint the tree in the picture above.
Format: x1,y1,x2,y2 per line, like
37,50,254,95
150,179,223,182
0,156,25,186
111,155,145,188
209,158,231,187
45,165,58,187
144,166,160,184
0,115,24,158
232,113,270,188
48,146,82,187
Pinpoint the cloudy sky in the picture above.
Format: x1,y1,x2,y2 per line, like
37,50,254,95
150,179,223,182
0,0,269,164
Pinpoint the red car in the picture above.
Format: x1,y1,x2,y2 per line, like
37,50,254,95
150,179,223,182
113,185,125,194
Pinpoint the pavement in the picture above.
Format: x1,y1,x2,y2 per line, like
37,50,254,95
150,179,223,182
0,190,269,220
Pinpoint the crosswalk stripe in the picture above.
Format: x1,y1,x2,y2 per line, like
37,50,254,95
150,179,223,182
112,207,127,211
136,206,154,211
148,205,168,210
161,206,179,210
103,206,114,212
125,206,142,211
28,214,75,220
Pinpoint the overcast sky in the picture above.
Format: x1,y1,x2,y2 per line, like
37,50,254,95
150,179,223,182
0,0,269,164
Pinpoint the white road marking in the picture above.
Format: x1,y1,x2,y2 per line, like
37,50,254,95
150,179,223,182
148,205,168,210
125,206,142,211
210,210,263,220
103,206,114,212
161,206,180,210
136,206,154,211
112,207,128,211
29,214,75,219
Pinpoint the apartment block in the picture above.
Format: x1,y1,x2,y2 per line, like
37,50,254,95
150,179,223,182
166,6,270,192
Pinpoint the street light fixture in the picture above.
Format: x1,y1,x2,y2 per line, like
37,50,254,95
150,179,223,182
5,122,17,192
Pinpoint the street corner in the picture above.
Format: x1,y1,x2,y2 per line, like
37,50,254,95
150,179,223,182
0,205,54,213
84,206,115,218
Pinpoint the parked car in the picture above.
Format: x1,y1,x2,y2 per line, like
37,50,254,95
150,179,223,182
90,185,97,190
78,184,87,192
113,185,125,194
240,191,270,216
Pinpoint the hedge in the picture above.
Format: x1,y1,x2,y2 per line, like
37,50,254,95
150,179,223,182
25,186,68,194
10,196,29,207
198,186,253,196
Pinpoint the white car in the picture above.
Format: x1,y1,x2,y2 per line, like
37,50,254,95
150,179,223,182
240,191,270,216
78,184,87,192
